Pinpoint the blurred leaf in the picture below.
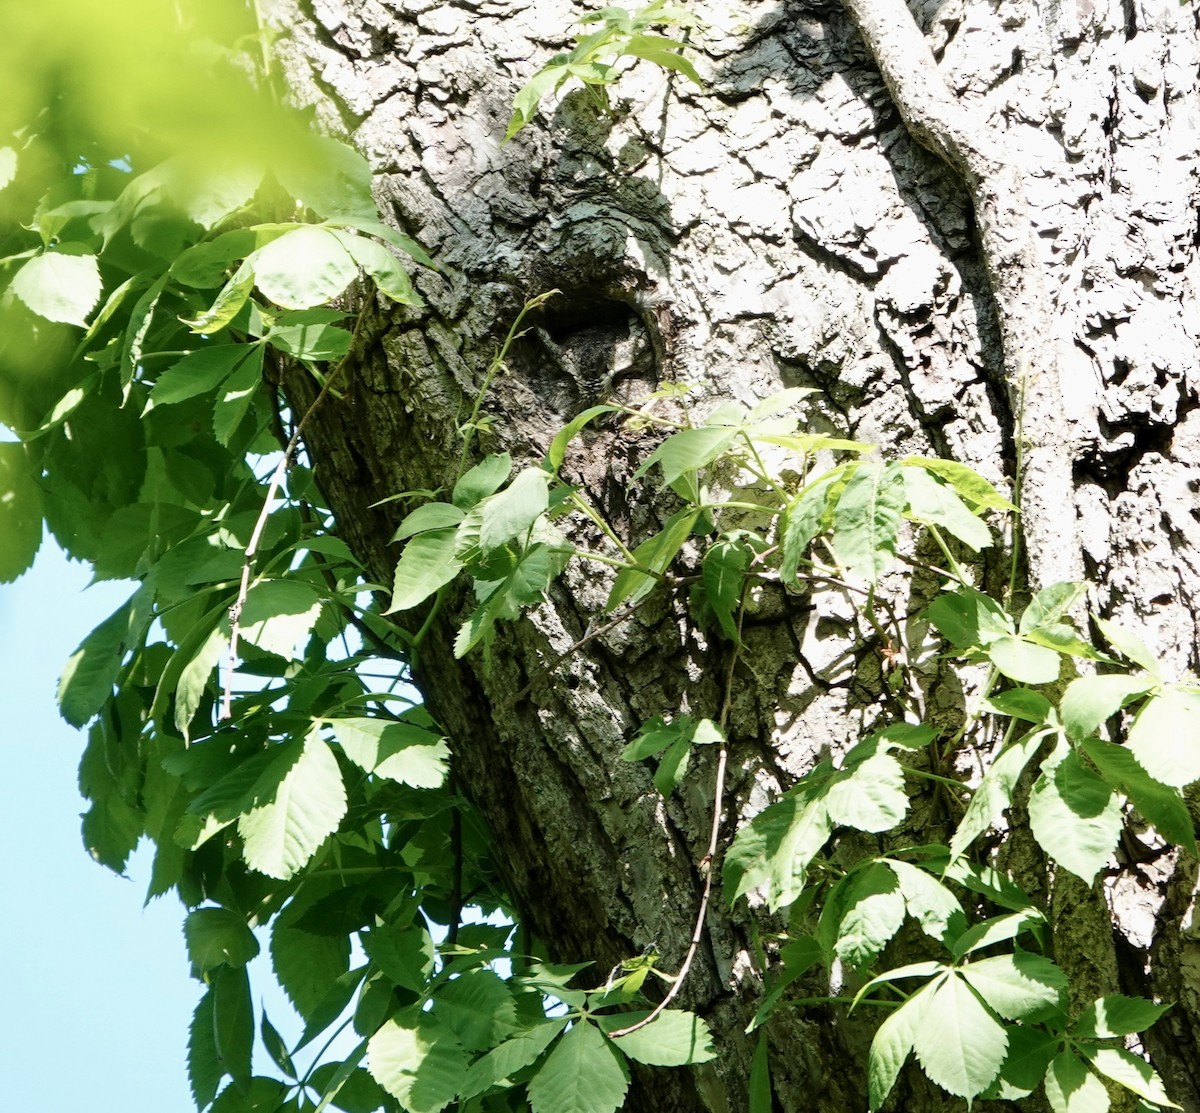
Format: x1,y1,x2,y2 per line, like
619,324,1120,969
11,250,101,326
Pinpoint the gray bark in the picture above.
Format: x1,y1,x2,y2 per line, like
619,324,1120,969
267,0,1200,1108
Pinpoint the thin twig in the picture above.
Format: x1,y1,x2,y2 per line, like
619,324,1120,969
609,592,743,1039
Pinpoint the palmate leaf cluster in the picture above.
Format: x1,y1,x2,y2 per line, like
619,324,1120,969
4,3,1198,1112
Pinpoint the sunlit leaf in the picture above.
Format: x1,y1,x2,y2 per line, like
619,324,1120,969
527,1021,629,1113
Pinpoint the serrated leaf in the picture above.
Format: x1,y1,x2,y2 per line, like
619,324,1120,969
528,1021,629,1113
1128,687,1200,788
453,454,511,509
238,730,347,880
331,230,422,305
330,717,449,788
460,1020,567,1100
435,970,518,1051
175,623,227,742
261,1012,297,1080
361,922,435,993
926,586,1013,649
634,425,738,484
985,689,1054,723
460,467,551,556
212,343,265,445
12,250,102,325
1044,1051,1109,1113
900,457,1015,511
152,345,255,405
367,1015,469,1113
829,862,906,967
703,537,751,640
959,951,1066,1021
213,965,254,1083
986,634,1062,684
912,972,1008,1099
547,405,617,471
598,1011,716,1066
1019,582,1089,634
271,907,352,1023
1095,617,1161,675
185,907,260,972
824,752,908,833
183,263,254,334
392,502,465,541
830,460,905,582
265,310,353,360
1059,674,1154,742
779,470,841,583
253,226,359,310
951,910,1045,959
606,508,699,611
622,715,692,761
0,442,42,582
189,988,222,1109
239,580,323,659
1081,1047,1179,1107
901,466,991,550
1028,749,1122,884
57,590,150,726
1073,995,1172,1039
1080,738,1196,851
887,859,965,944
985,1025,1059,1100
949,730,1047,859
724,780,833,910
868,986,930,1112
387,528,463,613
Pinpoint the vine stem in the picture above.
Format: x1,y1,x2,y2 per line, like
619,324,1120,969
610,591,744,1040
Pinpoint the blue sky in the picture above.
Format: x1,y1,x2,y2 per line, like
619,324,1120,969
1,542,200,1109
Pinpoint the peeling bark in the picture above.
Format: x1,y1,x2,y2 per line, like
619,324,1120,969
266,1,1200,1109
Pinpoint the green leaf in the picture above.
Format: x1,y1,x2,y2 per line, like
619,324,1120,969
261,1012,297,1080
901,465,991,550
434,970,518,1051
361,922,435,993
387,529,464,613
239,580,324,659
900,457,1015,511
237,729,348,880
212,343,265,445
828,862,906,967
703,537,752,639
528,1021,630,1113
1060,674,1154,742
11,250,102,326
1080,738,1196,851
959,951,1066,1021
621,715,693,760
985,689,1054,723
606,507,699,610
868,987,928,1111
1095,617,1161,675
1044,1051,1110,1113
1081,1047,1179,1107
152,345,256,405
912,972,1008,1099
597,1011,716,1066
986,634,1062,684
392,502,465,541
951,910,1046,959
185,907,260,972
253,226,359,310
58,588,152,726
824,752,909,833
183,263,254,334
634,425,738,485
213,965,255,1083
949,729,1048,859
830,460,905,582
330,717,450,788
506,64,571,139
265,309,353,360
270,900,352,1020
453,453,511,509
926,586,1013,649
367,1015,469,1113
174,623,227,742
653,733,693,796
723,780,833,910
984,1025,1059,1099
1127,687,1200,788
887,859,965,944
0,442,42,582
778,469,842,583
189,988,223,1109
458,466,551,557
277,136,378,222
1028,747,1122,884
749,1030,772,1113
547,405,616,471
330,230,422,305
1019,581,1089,634
459,1020,567,1100
1072,995,1172,1039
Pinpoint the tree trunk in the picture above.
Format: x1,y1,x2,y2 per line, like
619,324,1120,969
266,0,1200,1108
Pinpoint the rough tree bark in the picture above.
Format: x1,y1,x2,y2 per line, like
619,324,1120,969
265,0,1200,1109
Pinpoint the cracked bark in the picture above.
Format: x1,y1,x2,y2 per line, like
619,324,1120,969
266,1,1200,1109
